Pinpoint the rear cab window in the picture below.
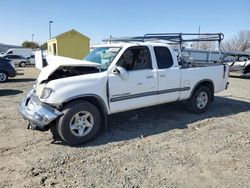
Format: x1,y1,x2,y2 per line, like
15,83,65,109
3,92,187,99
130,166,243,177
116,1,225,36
154,47,174,69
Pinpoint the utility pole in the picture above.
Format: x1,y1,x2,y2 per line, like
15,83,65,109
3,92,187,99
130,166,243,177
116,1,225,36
197,25,201,49
32,34,34,42
49,21,53,38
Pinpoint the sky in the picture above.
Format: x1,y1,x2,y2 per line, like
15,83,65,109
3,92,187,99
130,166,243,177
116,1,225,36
0,0,249,45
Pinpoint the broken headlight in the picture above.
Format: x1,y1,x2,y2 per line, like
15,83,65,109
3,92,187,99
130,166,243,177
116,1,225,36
41,88,53,99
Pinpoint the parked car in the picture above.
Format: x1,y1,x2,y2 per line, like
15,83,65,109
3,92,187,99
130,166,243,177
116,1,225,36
0,57,16,82
19,33,229,146
0,48,33,57
3,54,30,67
227,60,250,72
26,55,35,65
224,55,250,73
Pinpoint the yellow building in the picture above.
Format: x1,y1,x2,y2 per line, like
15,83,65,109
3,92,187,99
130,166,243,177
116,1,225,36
47,29,90,60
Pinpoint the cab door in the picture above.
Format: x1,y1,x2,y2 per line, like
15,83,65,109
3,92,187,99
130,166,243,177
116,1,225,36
153,46,181,103
108,46,158,113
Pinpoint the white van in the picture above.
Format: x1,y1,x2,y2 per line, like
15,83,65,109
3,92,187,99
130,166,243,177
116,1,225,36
1,48,33,58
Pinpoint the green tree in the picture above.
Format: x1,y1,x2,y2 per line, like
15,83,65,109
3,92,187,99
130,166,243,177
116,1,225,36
22,41,40,49
40,42,48,50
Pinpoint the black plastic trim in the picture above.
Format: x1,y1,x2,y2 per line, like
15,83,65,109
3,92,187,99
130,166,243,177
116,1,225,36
110,87,190,102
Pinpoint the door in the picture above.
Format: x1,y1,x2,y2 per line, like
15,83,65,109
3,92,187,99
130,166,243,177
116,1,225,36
53,43,57,55
108,46,158,113
5,55,19,65
154,46,181,103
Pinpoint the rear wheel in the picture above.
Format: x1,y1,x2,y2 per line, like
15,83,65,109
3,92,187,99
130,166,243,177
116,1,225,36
53,101,102,146
0,71,8,82
187,86,212,114
19,62,26,67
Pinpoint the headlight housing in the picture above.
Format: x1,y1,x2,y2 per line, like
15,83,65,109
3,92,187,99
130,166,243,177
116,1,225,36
41,88,53,99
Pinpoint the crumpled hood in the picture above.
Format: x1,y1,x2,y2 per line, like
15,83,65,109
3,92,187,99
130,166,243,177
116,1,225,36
37,55,100,84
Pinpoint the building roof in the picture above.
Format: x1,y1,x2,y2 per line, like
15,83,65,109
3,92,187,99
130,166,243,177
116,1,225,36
49,29,90,41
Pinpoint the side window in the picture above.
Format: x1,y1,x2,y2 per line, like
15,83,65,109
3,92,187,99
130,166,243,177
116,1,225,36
6,55,14,59
11,55,19,59
117,47,152,71
7,51,13,54
154,47,173,69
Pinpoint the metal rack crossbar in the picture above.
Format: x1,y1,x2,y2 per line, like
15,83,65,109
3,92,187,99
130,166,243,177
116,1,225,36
103,33,224,44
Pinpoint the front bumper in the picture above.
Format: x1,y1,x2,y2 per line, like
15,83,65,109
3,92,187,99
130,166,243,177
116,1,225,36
18,90,62,131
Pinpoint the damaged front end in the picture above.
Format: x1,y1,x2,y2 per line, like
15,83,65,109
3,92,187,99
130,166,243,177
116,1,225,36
19,89,63,131
19,56,104,131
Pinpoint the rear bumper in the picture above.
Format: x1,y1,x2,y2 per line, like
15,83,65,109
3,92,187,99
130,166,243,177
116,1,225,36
18,90,62,131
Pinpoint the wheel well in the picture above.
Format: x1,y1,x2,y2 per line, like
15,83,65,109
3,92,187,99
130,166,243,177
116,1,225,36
62,96,108,118
191,80,214,101
0,70,8,76
62,96,108,130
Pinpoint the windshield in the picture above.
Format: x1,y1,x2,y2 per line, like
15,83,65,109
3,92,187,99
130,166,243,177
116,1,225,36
84,47,120,70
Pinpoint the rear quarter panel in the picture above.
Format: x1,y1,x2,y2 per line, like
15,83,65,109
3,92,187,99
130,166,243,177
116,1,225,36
179,65,229,100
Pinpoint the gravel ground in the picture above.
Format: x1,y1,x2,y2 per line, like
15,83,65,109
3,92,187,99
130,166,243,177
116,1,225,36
0,67,249,188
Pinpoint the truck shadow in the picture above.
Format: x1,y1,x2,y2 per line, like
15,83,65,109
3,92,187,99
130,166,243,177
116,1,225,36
0,89,23,97
53,96,250,147
8,78,36,83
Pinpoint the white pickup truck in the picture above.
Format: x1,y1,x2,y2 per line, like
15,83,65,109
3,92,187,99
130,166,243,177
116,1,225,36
19,33,229,146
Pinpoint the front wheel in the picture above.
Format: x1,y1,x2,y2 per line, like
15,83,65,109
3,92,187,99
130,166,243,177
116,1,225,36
55,101,102,146
187,86,212,114
0,71,8,82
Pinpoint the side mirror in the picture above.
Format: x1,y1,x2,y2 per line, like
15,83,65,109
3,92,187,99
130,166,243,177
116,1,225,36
113,66,129,80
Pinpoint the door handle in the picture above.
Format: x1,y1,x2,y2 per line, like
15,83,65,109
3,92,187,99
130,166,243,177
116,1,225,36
160,75,165,78
146,75,154,79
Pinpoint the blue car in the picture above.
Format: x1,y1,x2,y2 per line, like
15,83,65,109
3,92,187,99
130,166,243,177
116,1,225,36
0,57,16,82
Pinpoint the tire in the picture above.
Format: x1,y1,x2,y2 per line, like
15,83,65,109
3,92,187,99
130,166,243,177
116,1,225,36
19,62,26,67
0,71,8,83
54,100,102,146
187,86,212,114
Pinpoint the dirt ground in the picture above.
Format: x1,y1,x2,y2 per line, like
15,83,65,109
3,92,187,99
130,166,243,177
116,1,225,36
0,67,249,188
